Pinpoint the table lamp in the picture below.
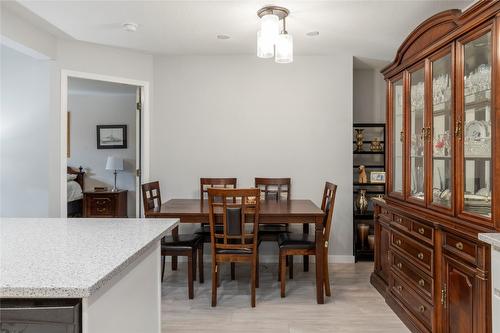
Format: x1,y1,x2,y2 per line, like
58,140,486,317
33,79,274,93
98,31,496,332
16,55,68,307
105,156,124,192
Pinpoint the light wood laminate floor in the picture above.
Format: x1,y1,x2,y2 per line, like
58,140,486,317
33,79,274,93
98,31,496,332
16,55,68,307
162,261,409,333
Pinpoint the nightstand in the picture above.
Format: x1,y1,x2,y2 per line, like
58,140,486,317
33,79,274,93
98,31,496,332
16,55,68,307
83,190,128,218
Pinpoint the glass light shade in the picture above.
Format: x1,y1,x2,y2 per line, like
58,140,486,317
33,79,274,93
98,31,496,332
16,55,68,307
260,14,279,43
257,30,274,58
275,33,293,63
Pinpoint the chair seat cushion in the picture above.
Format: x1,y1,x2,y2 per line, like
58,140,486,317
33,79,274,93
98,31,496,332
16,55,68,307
216,248,253,255
278,233,316,250
162,234,202,249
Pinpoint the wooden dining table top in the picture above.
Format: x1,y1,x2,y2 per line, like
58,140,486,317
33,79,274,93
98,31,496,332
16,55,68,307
146,199,325,219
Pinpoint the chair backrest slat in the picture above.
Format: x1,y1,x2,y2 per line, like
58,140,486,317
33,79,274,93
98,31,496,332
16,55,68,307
321,182,338,243
208,188,260,252
200,178,237,201
142,181,162,213
255,177,291,201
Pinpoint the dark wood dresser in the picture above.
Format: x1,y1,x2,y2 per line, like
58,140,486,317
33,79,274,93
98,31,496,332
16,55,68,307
83,190,128,218
371,2,500,333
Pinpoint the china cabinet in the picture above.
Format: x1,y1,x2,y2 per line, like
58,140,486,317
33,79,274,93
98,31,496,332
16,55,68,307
371,2,500,333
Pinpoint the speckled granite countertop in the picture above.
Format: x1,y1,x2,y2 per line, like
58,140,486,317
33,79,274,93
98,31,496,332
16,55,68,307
0,218,178,298
478,233,500,248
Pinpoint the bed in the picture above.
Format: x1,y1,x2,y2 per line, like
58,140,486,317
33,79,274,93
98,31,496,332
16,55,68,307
67,166,85,217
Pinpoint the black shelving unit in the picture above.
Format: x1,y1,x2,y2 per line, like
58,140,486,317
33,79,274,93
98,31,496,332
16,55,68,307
353,123,386,262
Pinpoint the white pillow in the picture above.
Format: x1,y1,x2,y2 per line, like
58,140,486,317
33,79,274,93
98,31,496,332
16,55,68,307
67,174,78,181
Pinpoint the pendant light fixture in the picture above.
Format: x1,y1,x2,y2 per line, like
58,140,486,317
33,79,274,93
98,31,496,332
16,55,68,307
257,6,293,64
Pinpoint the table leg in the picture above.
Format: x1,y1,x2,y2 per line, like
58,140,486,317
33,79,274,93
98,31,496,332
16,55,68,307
303,223,309,272
171,226,178,271
315,217,324,304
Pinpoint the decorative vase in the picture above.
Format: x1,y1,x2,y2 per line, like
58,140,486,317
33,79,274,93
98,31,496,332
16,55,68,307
368,235,375,250
356,189,368,214
357,224,370,249
355,129,364,151
370,137,383,152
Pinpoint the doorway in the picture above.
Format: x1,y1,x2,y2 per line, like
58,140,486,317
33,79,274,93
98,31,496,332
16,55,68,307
61,71,150,218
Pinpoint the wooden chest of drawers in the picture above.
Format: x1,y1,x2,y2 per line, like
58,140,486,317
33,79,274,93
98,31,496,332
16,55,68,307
83,190,128,218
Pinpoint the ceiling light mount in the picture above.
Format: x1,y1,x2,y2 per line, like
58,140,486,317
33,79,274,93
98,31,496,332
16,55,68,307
257,6,289,20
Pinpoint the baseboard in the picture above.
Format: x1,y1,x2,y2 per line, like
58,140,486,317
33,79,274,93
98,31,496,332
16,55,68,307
164,254,355,264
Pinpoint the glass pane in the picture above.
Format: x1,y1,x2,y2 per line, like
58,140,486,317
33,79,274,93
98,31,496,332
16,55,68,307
410,68,425,200
392,79,404,193
431,54,452,207
463,32,492,217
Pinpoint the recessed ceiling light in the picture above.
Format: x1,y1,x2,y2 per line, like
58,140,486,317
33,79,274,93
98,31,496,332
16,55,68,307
217,34,231,40
306,31,320,37
122,22,139,32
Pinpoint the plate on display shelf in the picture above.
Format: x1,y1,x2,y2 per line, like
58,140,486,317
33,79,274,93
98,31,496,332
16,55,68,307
465,120,488,141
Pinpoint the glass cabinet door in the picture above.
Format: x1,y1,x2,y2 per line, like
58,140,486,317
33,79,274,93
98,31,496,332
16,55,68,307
409,68,425,201
431,53,453,208
391,79,404,195
461,30,492,218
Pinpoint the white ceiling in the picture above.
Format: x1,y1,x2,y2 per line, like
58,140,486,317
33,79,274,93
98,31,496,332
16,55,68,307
17,0,473,62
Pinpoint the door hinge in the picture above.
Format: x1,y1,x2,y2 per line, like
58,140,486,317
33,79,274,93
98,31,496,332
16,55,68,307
136,169,141,177
136,102,142,111
441,284,447,308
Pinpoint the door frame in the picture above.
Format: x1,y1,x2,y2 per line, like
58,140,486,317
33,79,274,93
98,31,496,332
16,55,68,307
60,69,150,217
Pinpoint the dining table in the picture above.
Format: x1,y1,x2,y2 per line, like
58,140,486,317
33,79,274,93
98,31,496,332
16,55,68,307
146,198,327,304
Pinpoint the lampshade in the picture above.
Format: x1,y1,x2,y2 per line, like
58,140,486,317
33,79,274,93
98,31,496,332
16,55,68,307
105,156,123,171
275,33,293,64
260,14,279,43
257,30,274,58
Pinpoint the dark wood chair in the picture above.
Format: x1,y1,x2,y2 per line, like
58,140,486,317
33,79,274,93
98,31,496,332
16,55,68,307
207,188,261,307
255,177,310,272
196,178,238,279
278,181,337,298
142,181,204,299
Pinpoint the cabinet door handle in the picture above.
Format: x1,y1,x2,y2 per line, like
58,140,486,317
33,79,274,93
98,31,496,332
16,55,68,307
397,285,403,292
455,120,462,140
418,227,425,235
397,262,403,269
418,279,425,287
400,131,404,143
417,252,424,260
455,242,464,251
426,127,432,140
396,239,402,246
418,305,425,313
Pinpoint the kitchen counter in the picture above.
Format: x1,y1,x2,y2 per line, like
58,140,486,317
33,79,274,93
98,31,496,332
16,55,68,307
478,232,500,248
478,233,500,333
0,218,178,333
0,218,178,298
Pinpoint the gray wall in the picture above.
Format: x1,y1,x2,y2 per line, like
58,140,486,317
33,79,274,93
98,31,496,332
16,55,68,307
353,69,386,123
68,78,137,217
152,55,354,260
0,45,51,217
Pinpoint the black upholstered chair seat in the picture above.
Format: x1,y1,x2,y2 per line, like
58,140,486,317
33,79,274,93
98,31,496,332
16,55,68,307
162,234,202,249
216,248,253,255
278,233,315,250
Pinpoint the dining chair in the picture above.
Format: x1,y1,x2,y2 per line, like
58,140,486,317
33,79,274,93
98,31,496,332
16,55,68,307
207,187,261,307
196,177,238,279
278,181,337,298
142,181,204,299
255,177,311,272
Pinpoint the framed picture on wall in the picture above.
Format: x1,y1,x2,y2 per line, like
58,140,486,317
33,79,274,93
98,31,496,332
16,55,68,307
97,125,127,149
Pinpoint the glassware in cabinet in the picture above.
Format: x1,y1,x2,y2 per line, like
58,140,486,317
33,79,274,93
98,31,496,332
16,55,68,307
409,68,425,201
391,79,404,195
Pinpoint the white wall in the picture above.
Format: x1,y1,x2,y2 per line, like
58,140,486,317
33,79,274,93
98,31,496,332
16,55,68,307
152,55,353,258
0,45,51,217
68,78,137,217
353,69,386,123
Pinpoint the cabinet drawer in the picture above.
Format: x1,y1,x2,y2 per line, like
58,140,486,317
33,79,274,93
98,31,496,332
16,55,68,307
391,213,411,232
443,233,477,266
391,230,433,275
410,220,434,245
390,273,433,331
90,197,114,216
391,252,433,302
